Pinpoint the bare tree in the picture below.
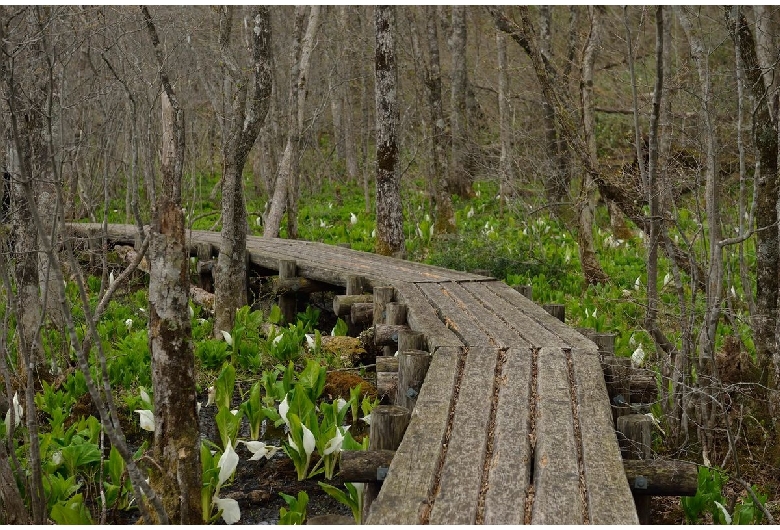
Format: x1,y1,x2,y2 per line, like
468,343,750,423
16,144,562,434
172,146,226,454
496,30,513,218
264,6,320,239
374,6,404,257
141,7,201,523
449,6,470,198
212,6,273,337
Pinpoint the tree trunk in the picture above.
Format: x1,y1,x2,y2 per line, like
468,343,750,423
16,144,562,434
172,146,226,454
425,6,455,234
264,6,320,239
496,31,513,218
339,7,360,181
374,6,404,258
578,6,609,286
142,8,201,523
213,6,273,337
725,7,780,418
448,6,470,198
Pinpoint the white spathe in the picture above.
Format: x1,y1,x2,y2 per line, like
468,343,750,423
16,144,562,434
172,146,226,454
135,409,155,432
213,496,241,525
217,440,239,489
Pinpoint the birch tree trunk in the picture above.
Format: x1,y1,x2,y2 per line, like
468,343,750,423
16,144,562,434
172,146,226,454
142,7,201,523
449,6,470,198
374,5,404,258
213,6,273,337
264,6,320,239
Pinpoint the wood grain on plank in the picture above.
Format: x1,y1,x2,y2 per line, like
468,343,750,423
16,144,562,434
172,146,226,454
392,282,462,350
483,347,533,524
569,347,639,524
460,281,567,348
429,347,499,525
485,281,598,353
417,283,492,347
531,347,584,524
366,347,461,524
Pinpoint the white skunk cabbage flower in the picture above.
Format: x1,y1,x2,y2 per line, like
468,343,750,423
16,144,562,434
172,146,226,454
217,440,239,489
361,414,372,426
241,440,280,461
135,409,155,432
323,426,349,456
124,318,133,330
140,387,152,407
109,271,115,286
663,273,672,287
279,395,290,427
350,212,358,225
335,398,348,413
713,501,732,525
220,330,233,346
213,496,241,525
634,277,642,291
207,386,216,407
189,305,195,319
371,228,376,238
5,392,22,427
631,344,646,368
319,219,326,228
302,424,316,457
305,334,316,349
466,206,474,218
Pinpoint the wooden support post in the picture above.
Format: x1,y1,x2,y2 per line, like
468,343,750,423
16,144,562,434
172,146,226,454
372,286,394,326
376,357,399,402
397,329,426,352
333,294,374,317
396,350,431,412
472,268,491,276
604,356,632,424
381,301,404,356
278,259,297,325
363,405,410,522
350,303,374,325
512,284,533,300
340,450,396,482
542,303,565,322
374,324,410,348
196,243,213,291
346,275,367,295
617,414,652,524
592,333,616,362
337,243,352,249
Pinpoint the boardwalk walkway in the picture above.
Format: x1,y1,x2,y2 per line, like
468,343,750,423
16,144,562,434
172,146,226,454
67,224,639,524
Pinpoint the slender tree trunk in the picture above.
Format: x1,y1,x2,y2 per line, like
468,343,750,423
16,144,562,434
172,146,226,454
339,7,359,181
449,6,470,198
213,6,273,337
142,8,201,523
374,6,404,258
497,31,513,218
264,6,320,239
578,6,609,286
677,6,721,453
425,6,455,234
539,6,566,203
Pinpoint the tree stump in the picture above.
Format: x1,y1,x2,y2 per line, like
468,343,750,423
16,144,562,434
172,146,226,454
346,275,367,295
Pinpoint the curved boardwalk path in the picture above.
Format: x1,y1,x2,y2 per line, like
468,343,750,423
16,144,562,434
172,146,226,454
68,224,638,525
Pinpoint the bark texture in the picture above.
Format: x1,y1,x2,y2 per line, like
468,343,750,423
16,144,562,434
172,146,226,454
213,6,273,337
142,7,201,523
448,6,470,198
374,6,405,258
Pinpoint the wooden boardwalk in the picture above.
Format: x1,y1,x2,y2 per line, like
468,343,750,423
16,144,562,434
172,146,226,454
67,224,639,525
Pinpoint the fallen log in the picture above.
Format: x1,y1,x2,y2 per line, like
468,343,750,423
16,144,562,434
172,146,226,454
333,294,374,316
623,459,698,496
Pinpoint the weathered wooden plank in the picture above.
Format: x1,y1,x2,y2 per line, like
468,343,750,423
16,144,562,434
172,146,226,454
392,282,462,350
437,282,531,349
485,281,598,353
429,347,499,525
531,347,584,524
570,348,639,524
417,283,492,347
460,281,567,348
483,347,533,525
366,347,461,525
